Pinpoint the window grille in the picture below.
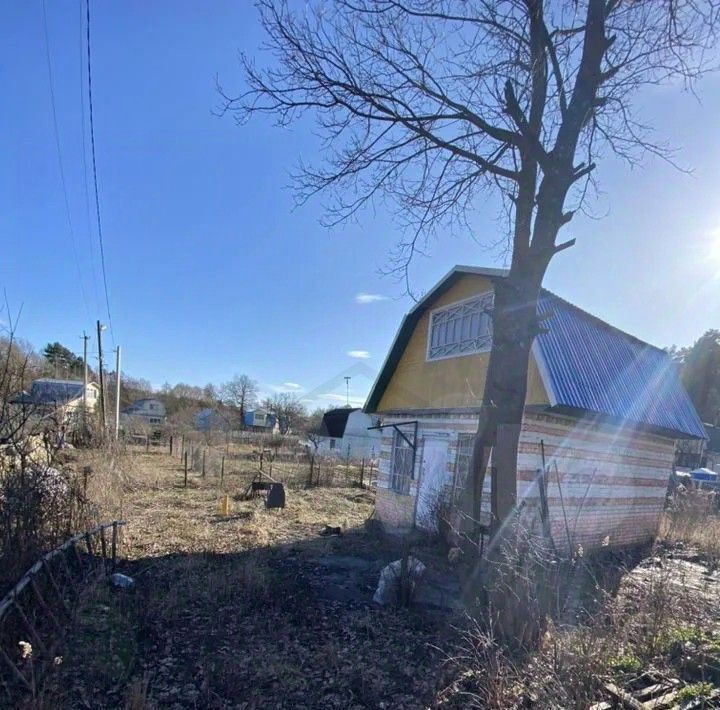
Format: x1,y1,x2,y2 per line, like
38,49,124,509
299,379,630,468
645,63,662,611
390,429,414,494
428,292,493,360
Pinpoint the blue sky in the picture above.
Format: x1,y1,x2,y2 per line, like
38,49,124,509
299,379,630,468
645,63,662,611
2,1,720,409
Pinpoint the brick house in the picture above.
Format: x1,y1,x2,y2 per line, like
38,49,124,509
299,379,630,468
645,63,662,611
364,266,706,553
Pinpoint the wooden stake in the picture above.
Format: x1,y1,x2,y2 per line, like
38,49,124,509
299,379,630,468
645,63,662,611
111,521,118,572
184,452,188,487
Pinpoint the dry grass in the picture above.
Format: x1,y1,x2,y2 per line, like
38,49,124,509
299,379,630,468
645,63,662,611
35,448,720,709
36,447,453,709
117,447,374,559
657,489,720,567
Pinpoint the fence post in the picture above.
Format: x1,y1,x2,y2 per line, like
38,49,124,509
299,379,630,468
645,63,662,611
180,434,185,461
221,455,225,485
260,449,264,470
111,521,118,572
169,435,173,455
184,452,188,487
360,459,365,488
146,435,150,453
202,449,206,477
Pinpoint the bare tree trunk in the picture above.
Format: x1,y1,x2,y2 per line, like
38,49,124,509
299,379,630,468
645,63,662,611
465,255,550,543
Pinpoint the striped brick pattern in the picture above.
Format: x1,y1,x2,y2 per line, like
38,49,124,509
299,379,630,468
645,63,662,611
374,410,673,551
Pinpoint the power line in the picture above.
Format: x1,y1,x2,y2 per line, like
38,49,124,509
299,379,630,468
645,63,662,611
85,0,115,343
78,0,102,316
41,0,92,323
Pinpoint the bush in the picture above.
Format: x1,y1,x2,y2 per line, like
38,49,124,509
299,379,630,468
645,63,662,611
0,462,92,594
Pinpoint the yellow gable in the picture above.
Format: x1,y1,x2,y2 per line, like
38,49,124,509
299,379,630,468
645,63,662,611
376,273,549,411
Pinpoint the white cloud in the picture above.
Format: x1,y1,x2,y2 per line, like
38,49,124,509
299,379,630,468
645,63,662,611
355,293,388,304
347,350,371,359
268,382,304,393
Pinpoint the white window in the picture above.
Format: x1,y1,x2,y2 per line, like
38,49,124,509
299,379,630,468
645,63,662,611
427,292,493,361
389,430,414,495
453,434,475,502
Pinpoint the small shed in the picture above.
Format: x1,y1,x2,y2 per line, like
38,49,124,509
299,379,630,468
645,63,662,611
365,265,706,553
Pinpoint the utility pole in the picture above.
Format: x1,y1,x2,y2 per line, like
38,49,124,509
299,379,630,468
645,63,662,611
96,320,107,432
114,345,121,440
344,376,351,407
81,332,89,429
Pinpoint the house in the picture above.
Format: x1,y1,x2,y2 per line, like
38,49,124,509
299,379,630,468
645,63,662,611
11,378,99,426
244,408,279,433
314,407,382,459
195,407,233,432
676,423,720,472
364,265,706,553
120,398,166,429
704,424,720,471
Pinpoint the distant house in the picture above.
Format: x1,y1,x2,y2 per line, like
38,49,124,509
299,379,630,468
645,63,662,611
314,408,381,460
677,423,720,472
120,398,166,429
11,378,99,426
365,265,706,552
244,408,280,433
195,407,233,432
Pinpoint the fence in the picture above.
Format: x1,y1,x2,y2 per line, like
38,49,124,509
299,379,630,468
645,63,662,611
164,434,378,490
0,520,125,702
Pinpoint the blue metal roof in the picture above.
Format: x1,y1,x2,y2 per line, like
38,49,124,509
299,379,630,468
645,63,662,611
536,291,706,439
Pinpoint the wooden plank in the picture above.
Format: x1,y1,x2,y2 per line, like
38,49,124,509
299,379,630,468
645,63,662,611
644,690,679,709
605,682,649,710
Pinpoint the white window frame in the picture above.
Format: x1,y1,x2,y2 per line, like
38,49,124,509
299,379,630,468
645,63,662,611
452,433,475,503
389,429,414,495
426,291,494,362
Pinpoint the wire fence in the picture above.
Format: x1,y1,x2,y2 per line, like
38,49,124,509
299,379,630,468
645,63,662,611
162,433,378,490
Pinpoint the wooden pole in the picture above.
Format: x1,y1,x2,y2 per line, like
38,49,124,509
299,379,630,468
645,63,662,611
114,345,122,441
184,451,188,487
360,458,365,489
169,435,173,455
96,320,107,432
111,521,118,572
202,449,206,477
220,455,225,485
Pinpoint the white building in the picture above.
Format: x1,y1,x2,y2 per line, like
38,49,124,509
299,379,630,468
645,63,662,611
315,408,381,460
120,397,166,429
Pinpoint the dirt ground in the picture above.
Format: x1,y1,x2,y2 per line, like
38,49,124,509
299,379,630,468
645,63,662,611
39,448,460,709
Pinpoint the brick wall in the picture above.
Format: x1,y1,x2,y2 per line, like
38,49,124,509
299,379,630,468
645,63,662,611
373,410,674,552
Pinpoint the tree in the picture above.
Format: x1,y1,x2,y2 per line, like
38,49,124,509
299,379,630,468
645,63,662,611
263,392,307,434
203,383,219,402
305,407,328,435
220,374,259,427
223,0,719,534
679,330,720,424
42,342,84,378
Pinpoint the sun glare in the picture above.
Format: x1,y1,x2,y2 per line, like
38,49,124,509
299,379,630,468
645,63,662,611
707,227,720,273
